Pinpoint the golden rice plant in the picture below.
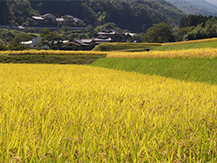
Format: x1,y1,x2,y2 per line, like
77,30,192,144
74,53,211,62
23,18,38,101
1,50,108,56
107,48,217,59
0,64,217,162
162,37,217,45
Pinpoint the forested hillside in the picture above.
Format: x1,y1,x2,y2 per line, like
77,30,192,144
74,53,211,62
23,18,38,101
0,0,186,32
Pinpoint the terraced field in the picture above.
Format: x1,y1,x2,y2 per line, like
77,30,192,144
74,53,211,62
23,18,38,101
1,45,217,162
0,62,217,162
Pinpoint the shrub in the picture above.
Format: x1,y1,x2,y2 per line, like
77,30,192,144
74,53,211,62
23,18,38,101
8,43,27,51
0,44,7,51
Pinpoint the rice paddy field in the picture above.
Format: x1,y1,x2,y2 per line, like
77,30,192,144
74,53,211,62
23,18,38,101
0,47,217,162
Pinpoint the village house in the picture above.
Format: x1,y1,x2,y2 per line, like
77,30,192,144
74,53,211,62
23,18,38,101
93,35,112,44
43,13,56,22
97,29,124,42
21,37,41,48
20,28,124,50
65,39,95,50
31,13,84,26
32,13,56,25
20,37,49,48
65,28,124,50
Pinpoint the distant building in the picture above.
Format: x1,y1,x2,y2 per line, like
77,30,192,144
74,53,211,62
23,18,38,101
20,37,49,48
65,39,95,50
20,37,40,48
31,13,84,26
93,35,112,44
32,16,45,25
97,29,124,42
65,28,124,50
42,13,56,22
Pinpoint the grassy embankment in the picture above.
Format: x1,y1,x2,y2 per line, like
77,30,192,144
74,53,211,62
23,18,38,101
92,42,161,52
0,50,107,64
0,37,217,64
155,38,217,51
92,57,217,85
93,38,217,52
91,38,217,85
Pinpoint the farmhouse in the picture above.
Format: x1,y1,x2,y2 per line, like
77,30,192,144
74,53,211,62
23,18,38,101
21,37,41,48
66,28,124,49
32,13,56,25
93,35,112,44
42,13,56,22
97,29,124,42
31,13,84,26
66,39,95,50
20,37,49,48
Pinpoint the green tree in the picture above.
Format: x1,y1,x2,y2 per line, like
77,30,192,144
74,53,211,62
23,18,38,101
39,29,63,49
8,33,32,50
143,23,175,43
174,26,195,41
7,0,37,25
183,23,206,40
179,15,208,28
85,24,95,35
204,17,217,38
10,33,32,44
0,44,7,51
183,17,217,40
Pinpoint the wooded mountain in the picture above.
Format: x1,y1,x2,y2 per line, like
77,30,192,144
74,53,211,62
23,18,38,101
0,0,186,32
166,0,217,16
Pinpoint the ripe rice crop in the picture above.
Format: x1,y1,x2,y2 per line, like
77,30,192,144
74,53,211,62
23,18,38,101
162,37,217,45
0,64,217,162
1,50,108,56
107,48,217,59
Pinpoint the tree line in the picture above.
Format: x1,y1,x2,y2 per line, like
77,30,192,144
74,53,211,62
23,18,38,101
144,15,217,43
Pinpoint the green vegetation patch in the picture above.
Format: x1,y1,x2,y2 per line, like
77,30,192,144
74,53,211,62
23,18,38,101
91,58,217,85
92,43,161,52
92,39,217,52
0,54,105,64
153,40,217,51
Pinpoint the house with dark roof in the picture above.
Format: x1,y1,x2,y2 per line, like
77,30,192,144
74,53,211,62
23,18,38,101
64,28,124,49
97,29,124,42
93,35,112,44
42,13,56,22
65,39,95,50
31,13,84,27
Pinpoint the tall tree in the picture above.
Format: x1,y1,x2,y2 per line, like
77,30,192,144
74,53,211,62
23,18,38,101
38,29,63,49
144,23,175,43
7,0,37,25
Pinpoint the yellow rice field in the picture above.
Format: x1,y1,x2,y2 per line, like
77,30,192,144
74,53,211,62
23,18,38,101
162,37,217,45
1,50,107,56
0,64,217,162
107,48,217,59
2,47,217,59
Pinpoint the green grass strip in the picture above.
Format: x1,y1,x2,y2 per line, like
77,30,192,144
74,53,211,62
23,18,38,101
0,54,105,64
91,58,217,85
152,41,217,51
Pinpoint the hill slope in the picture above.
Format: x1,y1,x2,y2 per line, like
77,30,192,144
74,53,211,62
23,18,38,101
205,0,217,7
1,0,186,32
166,0,217,16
